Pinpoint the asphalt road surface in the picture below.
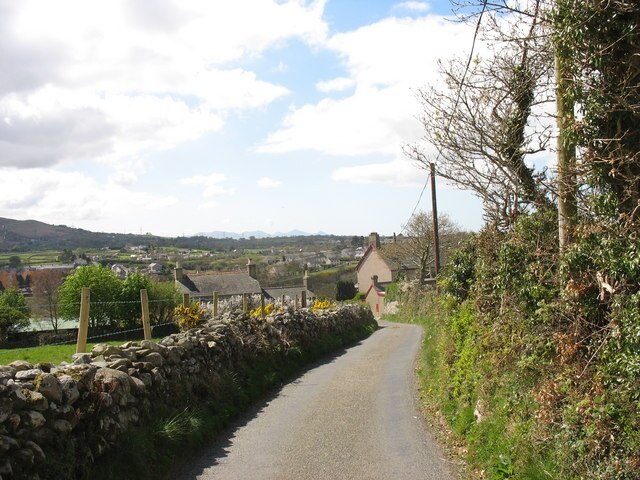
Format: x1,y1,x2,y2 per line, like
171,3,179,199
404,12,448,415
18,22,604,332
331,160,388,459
177,321,456,480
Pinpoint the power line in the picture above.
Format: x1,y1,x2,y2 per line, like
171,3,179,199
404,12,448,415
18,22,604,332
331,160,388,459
401,0,489,233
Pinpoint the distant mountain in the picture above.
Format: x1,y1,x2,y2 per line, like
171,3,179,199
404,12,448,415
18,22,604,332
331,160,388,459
195,230,328,239
0,216,162,251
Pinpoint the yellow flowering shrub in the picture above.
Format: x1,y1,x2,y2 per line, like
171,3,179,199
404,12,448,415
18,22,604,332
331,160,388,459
174,302,205,331
250,302,275,318
310,298,333,311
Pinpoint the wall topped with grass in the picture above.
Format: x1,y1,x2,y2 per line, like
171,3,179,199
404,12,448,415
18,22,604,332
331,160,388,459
0,305,376,480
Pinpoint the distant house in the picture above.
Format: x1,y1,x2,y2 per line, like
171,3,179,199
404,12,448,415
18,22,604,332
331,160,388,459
356,232,418,318
111,264,129,279
174,260,262,301
148,262,166,275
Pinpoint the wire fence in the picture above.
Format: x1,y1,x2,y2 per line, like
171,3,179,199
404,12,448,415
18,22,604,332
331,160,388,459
2,288,316,350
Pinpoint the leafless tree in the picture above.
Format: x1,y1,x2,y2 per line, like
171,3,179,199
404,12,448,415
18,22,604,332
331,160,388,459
383,211,463,284
32,269,64,333
407,0,555,229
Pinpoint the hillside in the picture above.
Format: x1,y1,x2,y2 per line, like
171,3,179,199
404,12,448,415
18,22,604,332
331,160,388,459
0,217,161,251
0,217,347,252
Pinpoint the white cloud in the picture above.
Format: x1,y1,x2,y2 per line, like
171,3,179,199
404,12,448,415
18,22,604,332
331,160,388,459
0,167,176,224
0,0,327,173
315,77,356,93
257,177,282,188
198,201,219,210
258,15,475,156
181,173,235,197
332,157,424,186
393,2,431,13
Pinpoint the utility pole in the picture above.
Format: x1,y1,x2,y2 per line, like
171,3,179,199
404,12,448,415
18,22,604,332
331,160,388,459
430,162,441,276
555,4,577,252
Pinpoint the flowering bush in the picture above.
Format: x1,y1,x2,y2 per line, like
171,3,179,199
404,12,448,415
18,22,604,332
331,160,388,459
173,302,206,331
250,302,275,318
310,298,333,311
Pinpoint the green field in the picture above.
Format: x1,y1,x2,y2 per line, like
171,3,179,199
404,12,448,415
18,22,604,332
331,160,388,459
0,338,161,365
0,251,62,266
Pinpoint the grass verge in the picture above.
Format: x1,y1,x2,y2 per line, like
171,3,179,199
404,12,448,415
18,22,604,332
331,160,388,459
385,294,558,480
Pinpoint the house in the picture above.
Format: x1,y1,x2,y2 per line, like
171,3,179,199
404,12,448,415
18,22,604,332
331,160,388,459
174,259,262,301
364,275,385,317
148,262,166,275
355,232,418,318
111,264,129,279
262,271,316,304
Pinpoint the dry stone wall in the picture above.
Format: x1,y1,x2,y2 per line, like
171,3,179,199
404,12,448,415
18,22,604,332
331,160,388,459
0,305,375,480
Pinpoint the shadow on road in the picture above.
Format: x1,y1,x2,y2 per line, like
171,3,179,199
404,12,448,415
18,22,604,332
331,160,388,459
169,326,382,480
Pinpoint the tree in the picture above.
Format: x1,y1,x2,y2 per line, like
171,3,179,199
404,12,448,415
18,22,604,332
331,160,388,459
8,255,21,269
148,281,179,325
118,272,151,328
408,0,553,229
58,249,76,263
32,269,65,333
58,265,121,329
384,211,461,284
336,280,357,301
0,288,30,343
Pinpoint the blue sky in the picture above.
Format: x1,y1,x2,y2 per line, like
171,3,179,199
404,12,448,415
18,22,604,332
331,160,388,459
0,0,484,237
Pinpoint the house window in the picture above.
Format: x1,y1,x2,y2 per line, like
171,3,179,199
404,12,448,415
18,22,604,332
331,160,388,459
376,303,379,312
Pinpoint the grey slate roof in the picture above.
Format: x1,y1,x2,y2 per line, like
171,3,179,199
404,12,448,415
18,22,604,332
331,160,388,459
263,286,315,301
177,272,262,297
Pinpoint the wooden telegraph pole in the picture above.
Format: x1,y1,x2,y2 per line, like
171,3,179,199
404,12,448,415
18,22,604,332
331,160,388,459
430,162,441,276
140,289,152,341
76,287,90,354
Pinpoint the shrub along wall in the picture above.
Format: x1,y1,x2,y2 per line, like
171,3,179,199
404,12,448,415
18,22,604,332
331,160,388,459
0,305,376,480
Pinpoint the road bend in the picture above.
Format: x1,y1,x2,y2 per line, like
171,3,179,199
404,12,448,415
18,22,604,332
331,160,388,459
177,321,456,480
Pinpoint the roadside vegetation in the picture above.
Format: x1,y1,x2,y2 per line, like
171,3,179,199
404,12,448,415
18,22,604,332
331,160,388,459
386,1,640,478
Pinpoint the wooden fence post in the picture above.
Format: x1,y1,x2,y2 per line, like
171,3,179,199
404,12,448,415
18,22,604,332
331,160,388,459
281,294,286,307
213,291,219,318
140,289,152,341
295,294,299,310
182,293,190,306
76,287,90,354
301,290,307,308
242,293,248,312
260,295,265,318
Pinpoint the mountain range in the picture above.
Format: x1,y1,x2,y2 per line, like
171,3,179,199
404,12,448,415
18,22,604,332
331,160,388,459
194,230,328,239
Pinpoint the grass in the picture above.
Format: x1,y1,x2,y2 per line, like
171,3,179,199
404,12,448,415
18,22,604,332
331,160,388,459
0,250,62,266
0,338,162,365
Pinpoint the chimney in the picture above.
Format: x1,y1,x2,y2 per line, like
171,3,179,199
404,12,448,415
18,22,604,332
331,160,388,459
368,232,381,249
371,275,378,287
247,258,257,279
303,269,310,291
174,262,183,282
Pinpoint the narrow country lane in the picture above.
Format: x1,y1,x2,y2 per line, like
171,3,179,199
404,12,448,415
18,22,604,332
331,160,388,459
176,321,456,480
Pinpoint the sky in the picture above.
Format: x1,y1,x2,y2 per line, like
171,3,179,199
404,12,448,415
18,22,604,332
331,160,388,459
0,0,487,237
